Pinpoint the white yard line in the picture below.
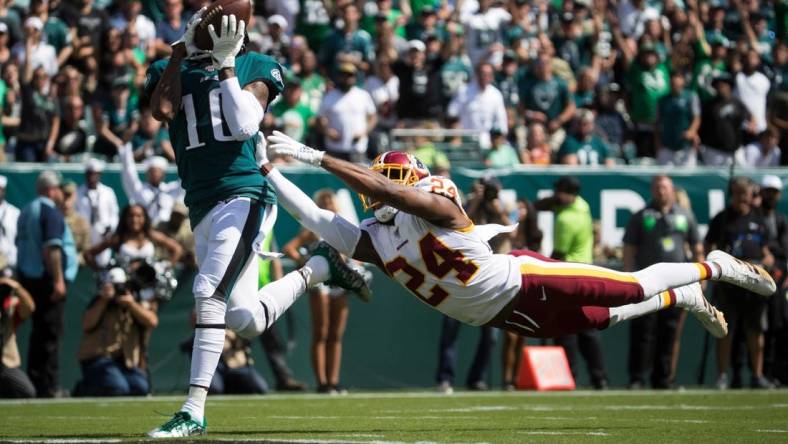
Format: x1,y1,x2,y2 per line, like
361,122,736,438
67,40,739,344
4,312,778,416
0,389,782,405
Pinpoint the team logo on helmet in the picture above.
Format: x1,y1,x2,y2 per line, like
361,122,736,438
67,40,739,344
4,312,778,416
359,151,431,211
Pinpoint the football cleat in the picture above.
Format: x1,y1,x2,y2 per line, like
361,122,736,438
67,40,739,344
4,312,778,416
312,241,372,302
679,283,728,338
707,250,776,297
147,411,206,438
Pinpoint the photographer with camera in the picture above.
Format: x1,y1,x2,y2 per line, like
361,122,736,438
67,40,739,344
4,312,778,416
0,276,35,398
435,175,511,393
74,266,159,396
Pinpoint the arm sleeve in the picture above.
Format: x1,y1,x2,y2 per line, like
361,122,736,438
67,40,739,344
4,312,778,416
552,213,573,255
686,212,701,246
266,169,361,256
705,213,722,246
107,188,120,232
494,92,508,133
220,76,264,141
40,205,64,248
622,212,641,245
143,60,166,100
118,143,149,206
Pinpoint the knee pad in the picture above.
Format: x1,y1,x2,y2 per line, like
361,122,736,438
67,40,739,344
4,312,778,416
195,297,225,325
226,302,267,339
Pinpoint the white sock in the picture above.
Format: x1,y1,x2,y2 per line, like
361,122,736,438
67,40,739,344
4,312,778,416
608,284,699,326
256,268,312,330
182,297,225,422
301,255,330,287
608,298,662,326
181,386,208,424
633,262,712,298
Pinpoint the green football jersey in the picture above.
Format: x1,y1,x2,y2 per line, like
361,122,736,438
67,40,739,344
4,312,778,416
145,52,283,227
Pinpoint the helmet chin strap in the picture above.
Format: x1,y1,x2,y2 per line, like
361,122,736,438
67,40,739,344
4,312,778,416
374,205,398,223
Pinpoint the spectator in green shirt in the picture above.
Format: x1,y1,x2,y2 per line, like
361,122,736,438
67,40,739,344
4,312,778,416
271,77,314,144
319,4,375,76
535,175,608,389
655,71,701,166
298,50,326,117
558,110,614,166
408,124,450,174
614,13,670,159
485,129,520,168
518,52,576,150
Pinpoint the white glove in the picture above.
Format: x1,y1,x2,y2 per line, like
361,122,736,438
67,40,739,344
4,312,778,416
254,132,268,167
173,6,206,55
208,14,245,69
267,130,325,167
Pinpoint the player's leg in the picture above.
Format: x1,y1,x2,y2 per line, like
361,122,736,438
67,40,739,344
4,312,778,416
326,291,349,391
513,248,774,305
310,287,330,390
149,198,258,438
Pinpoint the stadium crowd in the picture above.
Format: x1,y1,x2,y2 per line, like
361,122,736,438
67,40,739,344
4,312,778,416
0,0,777,166
1,0,788,398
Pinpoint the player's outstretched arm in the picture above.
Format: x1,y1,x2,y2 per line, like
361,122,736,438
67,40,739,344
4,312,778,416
257,136,381,265
267,131,468,230
149,7,205,122
210,15,267,141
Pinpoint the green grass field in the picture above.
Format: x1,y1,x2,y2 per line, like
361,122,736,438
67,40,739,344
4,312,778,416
1,390,787,443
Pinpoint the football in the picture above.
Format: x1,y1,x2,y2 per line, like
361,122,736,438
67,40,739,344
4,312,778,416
193,0,252,51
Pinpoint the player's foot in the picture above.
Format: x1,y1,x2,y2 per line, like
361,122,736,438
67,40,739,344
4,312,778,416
276,378,307,392
311,241,372,302
147,411,206,438
436,381,453,395
707,250,776,297
678,283,728,338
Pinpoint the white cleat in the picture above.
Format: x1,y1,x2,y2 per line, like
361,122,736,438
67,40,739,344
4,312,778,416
147,412,206,438
707,250,776,297
678,283,728,338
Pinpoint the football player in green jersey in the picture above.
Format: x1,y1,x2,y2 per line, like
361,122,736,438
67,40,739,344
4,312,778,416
144,10,370,438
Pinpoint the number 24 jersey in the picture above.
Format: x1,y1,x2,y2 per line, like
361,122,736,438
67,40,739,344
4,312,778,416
361,176,521,325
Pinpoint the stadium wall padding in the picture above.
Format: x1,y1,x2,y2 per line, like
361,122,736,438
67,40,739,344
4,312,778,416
4,164,788,391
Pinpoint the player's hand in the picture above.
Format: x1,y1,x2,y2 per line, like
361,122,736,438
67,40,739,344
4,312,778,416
208,14,245,69
267,130,325,167
254,131,268,167
173,6,206,56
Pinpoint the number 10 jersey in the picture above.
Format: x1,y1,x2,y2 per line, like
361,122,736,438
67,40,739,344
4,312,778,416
360,177,521,325
145,52,284,227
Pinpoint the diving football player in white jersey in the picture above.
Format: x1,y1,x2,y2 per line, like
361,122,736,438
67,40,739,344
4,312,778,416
259,131,777,344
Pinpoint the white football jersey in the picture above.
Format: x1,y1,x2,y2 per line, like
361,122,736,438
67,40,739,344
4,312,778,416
361,177,522,325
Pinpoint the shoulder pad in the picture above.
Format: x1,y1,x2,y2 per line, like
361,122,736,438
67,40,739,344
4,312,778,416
416,176,463,209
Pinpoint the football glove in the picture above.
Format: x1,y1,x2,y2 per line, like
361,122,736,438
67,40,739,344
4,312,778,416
173,6,206,56
208,15,245,69
267,130,325,167
254,131,268,167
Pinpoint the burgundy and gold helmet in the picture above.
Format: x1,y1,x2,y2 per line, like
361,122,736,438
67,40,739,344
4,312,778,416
361,151,430,220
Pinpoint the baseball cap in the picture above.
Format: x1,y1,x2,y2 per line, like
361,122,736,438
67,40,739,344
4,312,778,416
172,201,188,215
85,158,105,173
639,42,658,54
711,71,734,86
24,17,43,31
61,180,77,195
267,14,288,30
144,156,168,171
408,39,426,52
337,62,357,74
36,170,62,190
554,175,581,195
761,175,783,191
